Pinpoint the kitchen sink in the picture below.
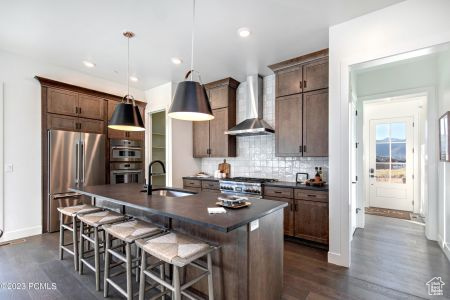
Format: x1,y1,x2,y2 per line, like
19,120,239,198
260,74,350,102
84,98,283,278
141,188,195,198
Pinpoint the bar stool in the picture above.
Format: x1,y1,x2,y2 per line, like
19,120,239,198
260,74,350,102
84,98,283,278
136,232,216,300
57,204,102,271
77,210,127,291
103,219,165,300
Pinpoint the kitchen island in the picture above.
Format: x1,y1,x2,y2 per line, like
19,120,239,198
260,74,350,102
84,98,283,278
71,183,287,300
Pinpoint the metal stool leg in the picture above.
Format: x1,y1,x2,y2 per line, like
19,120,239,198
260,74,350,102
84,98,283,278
79,221,84,275
160,263,166,300
139,251,146,300
126,243,133,300
103,231,111,298
94,227,101,291
59,212,64,260
207,253,214,300
173,266,181,300
72,216,79,271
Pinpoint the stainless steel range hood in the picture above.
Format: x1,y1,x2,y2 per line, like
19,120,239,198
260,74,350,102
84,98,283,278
225,75,275,136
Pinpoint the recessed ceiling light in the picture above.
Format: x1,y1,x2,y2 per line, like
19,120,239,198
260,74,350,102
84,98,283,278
82,60,95,68
171,57,183,65
238,27,251,38
129,76,138,82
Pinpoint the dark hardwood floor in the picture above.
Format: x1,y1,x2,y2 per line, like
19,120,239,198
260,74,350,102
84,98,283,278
0,214,448,299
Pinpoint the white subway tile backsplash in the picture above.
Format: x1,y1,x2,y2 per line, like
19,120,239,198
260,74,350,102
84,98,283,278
201,74,328,182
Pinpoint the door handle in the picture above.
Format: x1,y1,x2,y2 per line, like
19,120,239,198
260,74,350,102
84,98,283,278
80,141,85,184
75,142,79,184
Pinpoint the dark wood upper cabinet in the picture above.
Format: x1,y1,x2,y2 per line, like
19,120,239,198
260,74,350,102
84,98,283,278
302,58,329,92
269,49,329,157
47,113,79,131
276,66,302,97
79,118,104,134
293,199,329,244
192,78,238,158
78,94,105,120
47,88,78,116
303,90,329,157
275,94,302,156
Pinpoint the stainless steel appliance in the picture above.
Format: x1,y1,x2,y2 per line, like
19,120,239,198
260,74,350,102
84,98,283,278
110,139,142,162
110,162,143,184
48,130,105,232
219,177,277,198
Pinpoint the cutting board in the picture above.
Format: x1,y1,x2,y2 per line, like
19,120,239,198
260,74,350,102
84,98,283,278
218,159,230,178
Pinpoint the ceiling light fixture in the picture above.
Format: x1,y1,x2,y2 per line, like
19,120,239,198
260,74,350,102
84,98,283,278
171,57,183,65
83,60,96,68
130,76,138,82
238,27,251,38
168,0,214,122
108,32,145,132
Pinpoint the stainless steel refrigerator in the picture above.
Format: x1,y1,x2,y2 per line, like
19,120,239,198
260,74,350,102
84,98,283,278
48,130,105,232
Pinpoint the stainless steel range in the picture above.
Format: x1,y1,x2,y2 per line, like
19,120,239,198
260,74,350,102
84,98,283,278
219,177,277,198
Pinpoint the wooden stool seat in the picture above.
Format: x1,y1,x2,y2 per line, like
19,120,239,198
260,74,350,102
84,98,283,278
103,219,162,243
57,204,102,217
78,210,126,227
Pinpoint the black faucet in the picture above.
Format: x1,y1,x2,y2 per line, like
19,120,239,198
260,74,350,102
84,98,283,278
147,160,166,195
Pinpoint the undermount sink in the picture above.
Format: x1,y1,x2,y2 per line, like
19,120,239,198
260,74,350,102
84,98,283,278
141,188,195,198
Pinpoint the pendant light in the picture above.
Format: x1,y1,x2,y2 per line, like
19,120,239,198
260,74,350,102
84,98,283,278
108,32,145,131
168,0,214,121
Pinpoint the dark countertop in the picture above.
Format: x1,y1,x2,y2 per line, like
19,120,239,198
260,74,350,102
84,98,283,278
263,181,329,192
70,183,287,233
183,176,328,192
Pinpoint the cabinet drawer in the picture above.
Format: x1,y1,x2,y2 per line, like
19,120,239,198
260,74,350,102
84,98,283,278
201,180,220,190
183,186,201,193
294,189,328,202
183,179,201,188
263,186,293,199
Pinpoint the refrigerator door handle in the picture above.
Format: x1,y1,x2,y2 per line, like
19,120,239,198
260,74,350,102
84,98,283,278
80,141,85,184
75,142,79,184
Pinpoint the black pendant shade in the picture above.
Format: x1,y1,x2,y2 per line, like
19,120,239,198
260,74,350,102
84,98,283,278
168,80,214,121
108,102,145,131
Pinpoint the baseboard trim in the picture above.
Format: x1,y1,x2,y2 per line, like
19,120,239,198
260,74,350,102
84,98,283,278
328,251,349,267
0,225,42,243
438,235,450,261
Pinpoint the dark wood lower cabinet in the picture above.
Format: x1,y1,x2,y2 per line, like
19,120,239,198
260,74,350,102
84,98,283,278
265,196,294,236
293,199,328,244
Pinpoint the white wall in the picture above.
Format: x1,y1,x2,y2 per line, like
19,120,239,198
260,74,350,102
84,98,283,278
437,49,450,259
202,75,329,181
144,83,201,188
0,49,144,242
328,0,450,266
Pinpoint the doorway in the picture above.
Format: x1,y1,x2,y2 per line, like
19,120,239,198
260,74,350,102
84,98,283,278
368,117,414,211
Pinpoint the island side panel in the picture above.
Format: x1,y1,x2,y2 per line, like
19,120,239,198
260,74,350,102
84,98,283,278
171,219,249,300
248,208,284,300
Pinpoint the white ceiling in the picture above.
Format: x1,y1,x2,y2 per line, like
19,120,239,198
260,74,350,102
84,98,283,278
0,0,404,90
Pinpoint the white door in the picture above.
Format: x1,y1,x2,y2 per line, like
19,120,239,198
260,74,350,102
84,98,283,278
369,118,414,211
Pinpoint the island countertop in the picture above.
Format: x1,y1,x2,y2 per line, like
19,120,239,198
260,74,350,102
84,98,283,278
70,183,287,233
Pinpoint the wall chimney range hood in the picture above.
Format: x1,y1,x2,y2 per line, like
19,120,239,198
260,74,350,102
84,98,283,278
225,75,275,136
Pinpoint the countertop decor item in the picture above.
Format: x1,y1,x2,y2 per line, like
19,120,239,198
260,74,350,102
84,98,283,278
108,32,145,131
439,111,449,161
296,172,309,184
168,0,214,121
218,159,230,177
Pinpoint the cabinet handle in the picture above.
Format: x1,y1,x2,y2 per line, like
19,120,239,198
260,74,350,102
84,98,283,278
299,145,303,153
303,145,307,153
304,80,307,88
299,81,303,89
294,203,298,211
307,194,317,198
75,107,78,114
79,107,82,114
290,203,293,211
274,191,282,194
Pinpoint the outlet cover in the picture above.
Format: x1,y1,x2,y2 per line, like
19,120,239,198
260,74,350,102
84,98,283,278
250,219,259,231
5,164,13,173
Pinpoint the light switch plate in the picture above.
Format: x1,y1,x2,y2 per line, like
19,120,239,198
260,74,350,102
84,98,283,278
250,219,259,231
5,164,13,173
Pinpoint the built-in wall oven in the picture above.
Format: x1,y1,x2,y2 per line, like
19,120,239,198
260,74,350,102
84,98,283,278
110,162,144,184
110,139,142,162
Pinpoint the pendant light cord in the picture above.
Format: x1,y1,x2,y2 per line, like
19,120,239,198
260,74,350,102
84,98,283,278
127,35,130,102
190,0,195,81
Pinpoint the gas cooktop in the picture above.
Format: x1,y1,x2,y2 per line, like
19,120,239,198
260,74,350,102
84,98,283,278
221,177,278,184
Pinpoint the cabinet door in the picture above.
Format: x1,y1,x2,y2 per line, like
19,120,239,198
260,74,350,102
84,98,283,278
78,94,105,120
303,58,328,92
193,121,210,157
276,66,302,97
209,108,228,157
128,104,146,140
294,199,328,244
303,90,328,157
79,118,104,134
47,88,78,116
275,94,302,156
47,114,79,131
209,86,228,109
265,196,294,236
